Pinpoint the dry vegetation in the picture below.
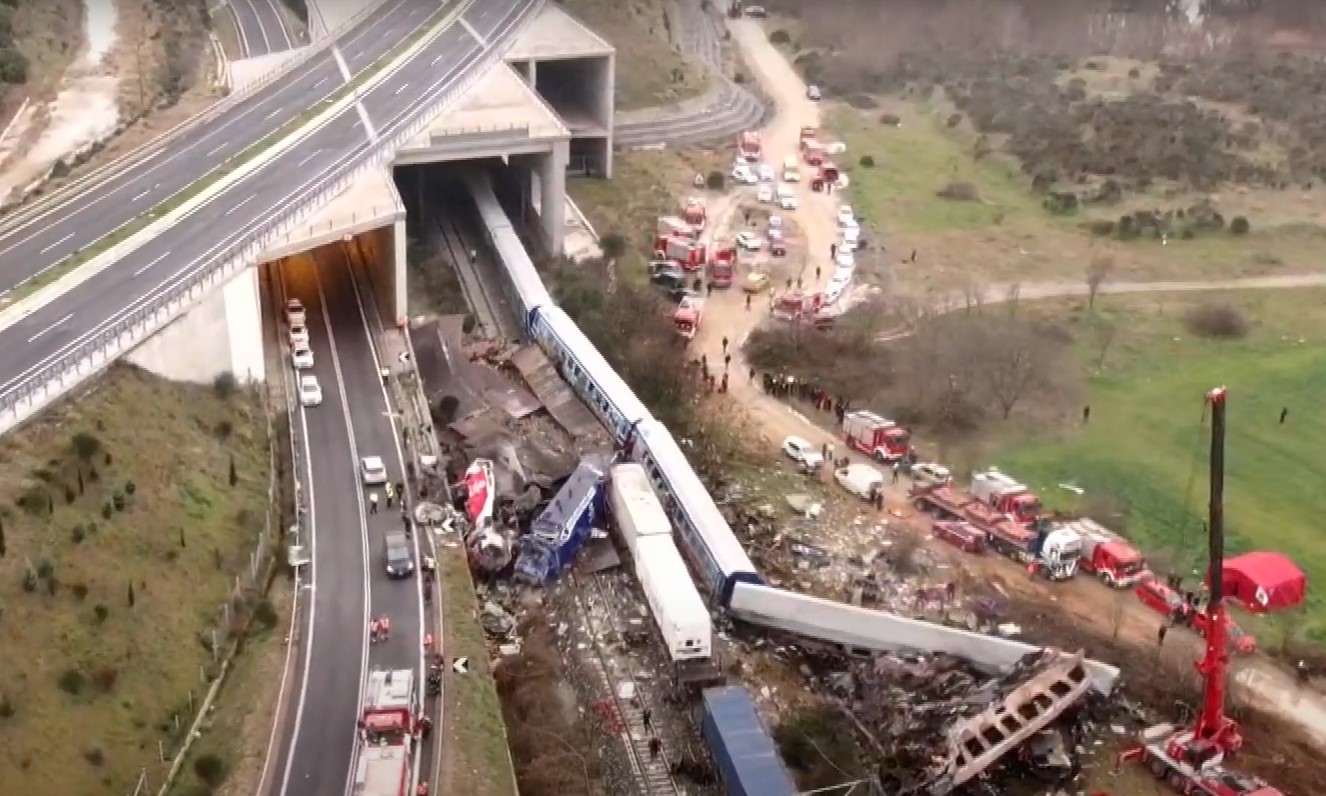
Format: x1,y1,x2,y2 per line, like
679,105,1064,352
495,614,605,796
557,0,708,111
4,0,85,115
0,364,273,796
758,0,1326,289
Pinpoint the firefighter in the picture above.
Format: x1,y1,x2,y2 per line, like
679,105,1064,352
378,615,391,641
385,481,395,509
1298,659,1311,684
418,715,433,740
745,293,752,311
380,367,390,386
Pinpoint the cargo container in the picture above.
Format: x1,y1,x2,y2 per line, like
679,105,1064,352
700,687,797,796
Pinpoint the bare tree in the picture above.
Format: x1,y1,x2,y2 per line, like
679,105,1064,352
977,319,1047,420
1091,317,1118,368
1086,255,1115,310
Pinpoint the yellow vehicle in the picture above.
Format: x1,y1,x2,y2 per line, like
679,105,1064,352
743,271,771,293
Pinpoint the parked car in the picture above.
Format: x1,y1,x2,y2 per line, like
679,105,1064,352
757,163,776,183
291,344,314,370
289,323,310,347
744,272,771,293
807,84,822,101
782,436,824,470
298,374,322,407
360,455,389,486
837,205,856,227
650,264,686,289
756,184,774,203
668,287,701,304
730,163,758,185
735,231,761,252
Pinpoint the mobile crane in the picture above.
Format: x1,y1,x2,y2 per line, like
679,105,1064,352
1122,387,1307,796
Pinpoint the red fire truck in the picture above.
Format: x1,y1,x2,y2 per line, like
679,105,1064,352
708,243,736,287
353,669,419,796
842,410,912,463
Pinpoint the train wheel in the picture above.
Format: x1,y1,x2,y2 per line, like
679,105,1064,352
1167,771,1187,792
1147,754,1167,778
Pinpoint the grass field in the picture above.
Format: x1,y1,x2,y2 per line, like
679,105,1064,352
829,100,1326,290
0,365,272,796
995,289,1326,639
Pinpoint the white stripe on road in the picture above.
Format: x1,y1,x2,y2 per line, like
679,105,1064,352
225,195,256,216
394,82,409,96
132,251,171,277
296,149,322,169
38,232,74,255
458,18,486,47
27,313,72,343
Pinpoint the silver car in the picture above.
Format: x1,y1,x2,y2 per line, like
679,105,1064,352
360,456,388,485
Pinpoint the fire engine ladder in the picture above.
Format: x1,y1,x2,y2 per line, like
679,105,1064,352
939,651,1093,790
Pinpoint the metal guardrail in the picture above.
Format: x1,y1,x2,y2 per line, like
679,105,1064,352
0,0,546,434
0,0,400,233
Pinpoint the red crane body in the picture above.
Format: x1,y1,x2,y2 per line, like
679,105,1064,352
1124,387,1307,796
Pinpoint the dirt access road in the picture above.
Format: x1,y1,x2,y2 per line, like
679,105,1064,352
691,15,1326,748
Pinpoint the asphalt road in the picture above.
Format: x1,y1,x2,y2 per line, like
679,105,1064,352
229,0,298,57
270,257,371,796
0,0,433,290
0,0,534,404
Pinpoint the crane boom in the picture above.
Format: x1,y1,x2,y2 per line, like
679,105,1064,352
1194,386,1238,753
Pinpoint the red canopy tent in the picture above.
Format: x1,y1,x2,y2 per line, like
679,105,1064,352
1220,551,1306,613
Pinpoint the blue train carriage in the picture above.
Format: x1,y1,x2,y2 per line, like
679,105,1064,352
700,687,798,796
629,419,762,606
529,305,652,444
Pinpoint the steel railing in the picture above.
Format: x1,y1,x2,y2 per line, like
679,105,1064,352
0,0,403,233
0,0,545,434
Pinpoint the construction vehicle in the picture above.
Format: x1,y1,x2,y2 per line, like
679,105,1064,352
1057,517,1150,588
683,197,707,231
1134,576,1258,656
738,131,762,162
842,410,912,463
1121,387,1306,796
708,244,736,287
353,669,418,796
911,478,1080,578
673,296,702,339
969,468,1043,525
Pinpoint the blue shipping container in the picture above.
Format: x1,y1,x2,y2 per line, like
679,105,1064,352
700,687,797,796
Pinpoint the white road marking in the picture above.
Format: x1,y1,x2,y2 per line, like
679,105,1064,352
266,107,283,121
27,313,72,343
459,17,486,46
225,195,256,216
430,55,442,66
207,142,227,157
394,82,409,96
313,76,327,89
38,232,74,255
132,251,170,277
131,188,151,202
296,149,322,169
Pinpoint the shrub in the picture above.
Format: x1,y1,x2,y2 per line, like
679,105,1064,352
213,419,233,440
93,604,110,624
879,113,901,126
101,502,113,520
71,582,89,600
16,486,48,515
71,431,102,460
600,232,627,259
124,480,136,496
0,46,27,84
193,753,228,787
706,170,725,190
936,181,980,201
0,695,13,719
461,313,477,334
433,395,460,427
769,28,791,44
64,484,75,504
228,458,238,487
92,666,119,692
1229,216,1250,235
253,599,279,630
946,112,963,128
213,371,238,400
82,746,105,766
1184,302,1249,339
859,155,875,168
57,669,86,695
36,559,54,580
20,566,36,592
112,490,126,511
70,526,86,544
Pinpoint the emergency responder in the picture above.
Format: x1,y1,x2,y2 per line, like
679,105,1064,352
385,481,395,509
369,492,379,514
1298,659,1311,684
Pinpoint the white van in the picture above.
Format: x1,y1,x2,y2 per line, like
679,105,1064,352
781,155,800,182
840,225,860,251
776,184,797,210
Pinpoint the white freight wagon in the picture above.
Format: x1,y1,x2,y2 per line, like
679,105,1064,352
608,463,673,558
634,534,713,661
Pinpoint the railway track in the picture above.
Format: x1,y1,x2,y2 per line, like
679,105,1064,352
429,181,517,340
568,568,685,796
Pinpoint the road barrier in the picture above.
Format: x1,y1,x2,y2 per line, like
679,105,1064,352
0,0,545,436
0,0,401,233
